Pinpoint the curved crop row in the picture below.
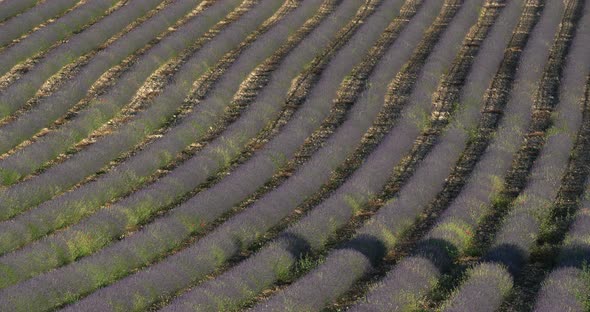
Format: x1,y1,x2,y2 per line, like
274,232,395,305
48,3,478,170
0,0,329,260
436,1,588,311
355,0,579,310
0,0,386,308
154,0,475,310
0,0,215,154
0,0,317,306
0,0,81,47
43,0,429,310
0,0,132,80
534,187,590,311
2,0,589,310
250,0,511,310
0,0,42,23
533,76,590,312
0,0,303,272
0,0,245,186
0,0,285,220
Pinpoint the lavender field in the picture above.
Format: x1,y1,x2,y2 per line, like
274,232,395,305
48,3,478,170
0,0,589,311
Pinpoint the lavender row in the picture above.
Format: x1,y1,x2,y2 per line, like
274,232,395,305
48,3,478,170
0,0,391,308
0,0,211,154
534,184,590,311
0,0,244,185
0,0,161,121
0,0,323,289
0,0,133,81
0,0,80,47
44,0,426,309
349,0,574,310
0,0,319,259
157,0,451,309
0,0,296,254
252,0,511,310
154,0,472,310
352,3,580,310
0,0,42,23
0,0,282,222
438,1,589,311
